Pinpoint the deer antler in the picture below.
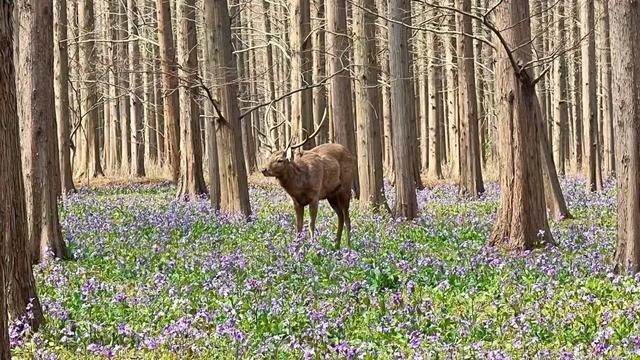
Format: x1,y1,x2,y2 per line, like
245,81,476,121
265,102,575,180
289,107,328,150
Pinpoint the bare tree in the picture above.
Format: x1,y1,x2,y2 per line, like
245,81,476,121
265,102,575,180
427,28,443,179
489,0,554,249
54,0,76,194
290,0,314,148
611,0,640,274
204,0,251,216
580,0,599,191
128,0,145,177
456,0,484,196
388,0,417,219
552,0,568,176
327,0,359,197
16,0,71,261
157,0,180,182
175,0,206,196
353,0,389,211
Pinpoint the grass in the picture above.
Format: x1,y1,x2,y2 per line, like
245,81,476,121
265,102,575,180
11,177,640,359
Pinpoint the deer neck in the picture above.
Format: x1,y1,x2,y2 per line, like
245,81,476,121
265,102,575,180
277,162,305,190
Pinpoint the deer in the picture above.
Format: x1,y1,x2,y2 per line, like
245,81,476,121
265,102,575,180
258,114,355,249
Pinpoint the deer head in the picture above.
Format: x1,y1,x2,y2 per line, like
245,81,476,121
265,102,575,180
260,109,327,178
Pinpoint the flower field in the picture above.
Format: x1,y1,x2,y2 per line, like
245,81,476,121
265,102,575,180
11,178,640,359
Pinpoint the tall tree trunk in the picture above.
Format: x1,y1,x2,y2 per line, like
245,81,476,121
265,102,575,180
290,0,314,149
1,0,45,343
327,0,359,197
581,0,599,191
611,0,640,274
153,53,165,162
118,0,131,175
552,0,568,176
312,0,328,145
600,0,614,178
444,13,458,179
204,0,252,216
388,0,417,219
128,0,145,177
176,0,206,196
16,0,71,262
106,0,120,173
157,0,180,182
54,0,76,193
489,0,554,250
427,29,443,179
354,0,389,211
78,0,103,178
457,0,484,196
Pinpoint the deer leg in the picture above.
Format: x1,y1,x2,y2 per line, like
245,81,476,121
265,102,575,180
328,197,344,249
294,203,304,236
340,193,352,247
309,200,319,238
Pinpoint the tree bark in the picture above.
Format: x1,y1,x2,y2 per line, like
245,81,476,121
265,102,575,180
6,0,46,333
354,0,389,212
127,0,145,177
78,0,103,178
581,0,599,190
204,0,252,216
600,0,614,178
611,0,640,274
388,0,417,219
157,0,180,182
312,0,329,145
16,0,71,262
176,0,206,196
327,0,359,197
290,0,314,149
54,0,77,194
427,29,443,179
457,0,484,196
489,0,554,250
552,0,568,176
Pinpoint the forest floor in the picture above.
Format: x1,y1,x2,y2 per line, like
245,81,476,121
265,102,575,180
11,177,639,359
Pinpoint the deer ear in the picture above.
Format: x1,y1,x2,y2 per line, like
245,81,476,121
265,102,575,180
285,147,293,161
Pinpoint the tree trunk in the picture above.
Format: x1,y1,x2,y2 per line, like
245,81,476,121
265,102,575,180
444,14,459,179
312,0,328,145
427,30,443,179
457,0,484,196
552,0,568,176
1,0,45,345
16,0,71,262
327,0,359,197
106,0,120,173
354,0,389,211
157,0,180,182
290,0,314,149
388,0,417,219
206,114,220,211
581,0,599,191
176,0,206,196
204,0,252,216
489,0,554,250
54,0,76,194
127,0,145,177
571,0,583,172
118,0,131,175
611,0,640,274
600,0,614,178
78,0,103,178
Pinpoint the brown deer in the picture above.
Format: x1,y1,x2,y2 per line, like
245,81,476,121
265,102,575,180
259,117,355,249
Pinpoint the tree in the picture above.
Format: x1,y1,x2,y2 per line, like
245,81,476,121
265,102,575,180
290,0,314,148
581,0,599,191
457,0,484,196
54,0,76,194
78,0,103,178
600,0,614,178
3,0,45,333
204,0,252,216
489,0,553,250
157,0,180,182
176,0,207,196
15,0,71,261
611,0,640,274
1,3,17,354
327,0,359,197
552,0,568,176
427,29,443,179
128,0,145,177
388,0,417,219
353,0,389,211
